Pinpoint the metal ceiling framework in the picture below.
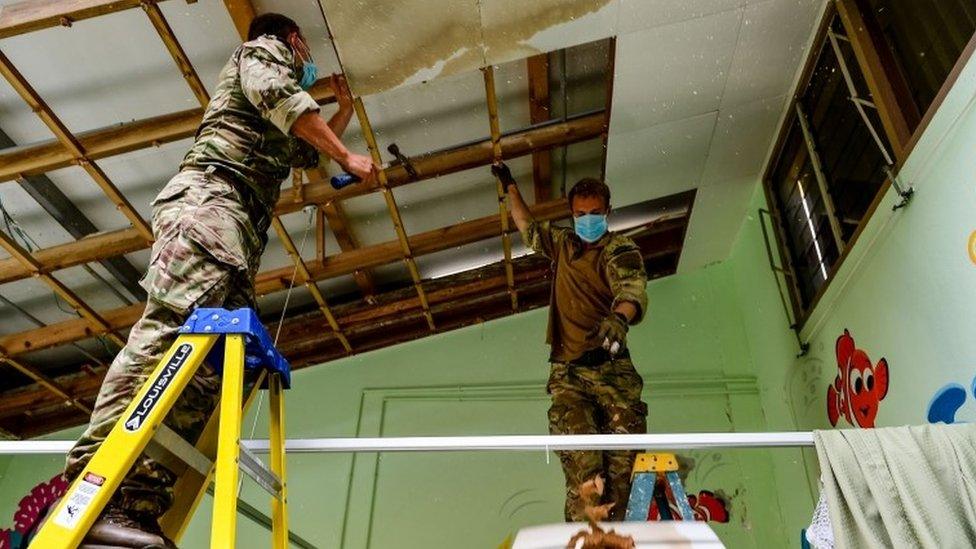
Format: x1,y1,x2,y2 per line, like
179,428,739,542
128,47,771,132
0,0,688,438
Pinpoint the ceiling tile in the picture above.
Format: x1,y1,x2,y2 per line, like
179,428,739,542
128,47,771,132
610,8,741,134
618,0,742,35
482,0,619,66
701,94,787,185
0,9,199,134
320,0,485,96
677,175,759,271
721,0,825,109
606,111,718,206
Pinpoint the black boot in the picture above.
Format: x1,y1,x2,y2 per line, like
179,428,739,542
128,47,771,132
79,502,177,549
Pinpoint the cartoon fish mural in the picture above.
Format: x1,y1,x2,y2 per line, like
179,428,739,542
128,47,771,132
827,329,889,428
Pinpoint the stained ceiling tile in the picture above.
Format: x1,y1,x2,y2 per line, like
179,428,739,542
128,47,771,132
610,8,741,133
481,0,619,66
319,0,486,96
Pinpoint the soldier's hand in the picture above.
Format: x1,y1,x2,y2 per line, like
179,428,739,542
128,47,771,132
341,152,376,182
491,161,517,192
597,312,629,356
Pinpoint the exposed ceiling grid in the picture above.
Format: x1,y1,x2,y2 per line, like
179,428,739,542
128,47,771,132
0,0,826,436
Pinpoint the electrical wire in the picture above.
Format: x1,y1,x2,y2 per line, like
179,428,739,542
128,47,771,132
0,195,125,355
237,206,315,497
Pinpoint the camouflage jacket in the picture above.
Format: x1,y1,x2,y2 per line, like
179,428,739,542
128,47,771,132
180,35,321,221
522,220,648,362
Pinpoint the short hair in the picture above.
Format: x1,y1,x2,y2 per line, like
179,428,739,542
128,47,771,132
568,177,611,209
247,13,300,42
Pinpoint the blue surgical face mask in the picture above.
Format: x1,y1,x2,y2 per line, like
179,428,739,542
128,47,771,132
574,214,608,243
289,33,318,90
298,61,318,90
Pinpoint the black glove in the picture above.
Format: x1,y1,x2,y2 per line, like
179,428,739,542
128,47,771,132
491,162,517,191
597,312,629,356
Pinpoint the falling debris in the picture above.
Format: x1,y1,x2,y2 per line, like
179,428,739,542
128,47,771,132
566,475,635,549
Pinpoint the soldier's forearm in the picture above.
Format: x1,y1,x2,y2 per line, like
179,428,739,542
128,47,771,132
613,301,638,324
507,185,533,233
327,104,354,139
291,111,352,165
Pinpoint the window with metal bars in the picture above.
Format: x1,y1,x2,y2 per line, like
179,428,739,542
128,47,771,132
764,4,975,320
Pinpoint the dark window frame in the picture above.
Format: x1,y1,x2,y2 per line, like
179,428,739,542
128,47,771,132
761,0,976,331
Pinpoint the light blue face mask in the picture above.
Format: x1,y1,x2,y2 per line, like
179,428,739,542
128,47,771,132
574,214,608,243
290,33,318,90
298,61,318,90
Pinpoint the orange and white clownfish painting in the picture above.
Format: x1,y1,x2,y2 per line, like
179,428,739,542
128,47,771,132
827,329,889,428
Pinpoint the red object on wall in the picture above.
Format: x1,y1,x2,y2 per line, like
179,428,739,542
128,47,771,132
0,473,69,548
827,329,889,428
647,490,729,523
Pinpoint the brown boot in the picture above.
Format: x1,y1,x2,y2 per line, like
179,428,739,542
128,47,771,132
79,502,177,549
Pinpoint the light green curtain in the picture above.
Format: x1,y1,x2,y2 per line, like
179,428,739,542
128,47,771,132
814,424,976,549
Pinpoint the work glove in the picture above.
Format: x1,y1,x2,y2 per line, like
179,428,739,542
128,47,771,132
597,312,629,356
491,161,517,192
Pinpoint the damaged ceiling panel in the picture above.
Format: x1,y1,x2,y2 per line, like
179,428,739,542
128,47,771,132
319,0,487,95
480,0,618,65
319,0,619,95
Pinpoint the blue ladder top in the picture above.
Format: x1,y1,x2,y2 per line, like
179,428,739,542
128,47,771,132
179,307,291,388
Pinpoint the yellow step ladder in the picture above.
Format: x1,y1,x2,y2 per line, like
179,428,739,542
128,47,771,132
30,308,292,548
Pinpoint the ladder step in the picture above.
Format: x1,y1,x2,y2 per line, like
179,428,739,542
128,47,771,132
145,424,214,477
239,443,283,499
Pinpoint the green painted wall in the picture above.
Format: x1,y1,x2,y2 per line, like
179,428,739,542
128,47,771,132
726,45,976,540
0,265,795,548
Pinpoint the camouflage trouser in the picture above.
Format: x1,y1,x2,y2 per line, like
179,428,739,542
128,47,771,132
66,168,263,518
547,358,648,522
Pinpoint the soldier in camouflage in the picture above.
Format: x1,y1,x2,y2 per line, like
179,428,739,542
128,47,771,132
62,13,374,548
493,162,649,523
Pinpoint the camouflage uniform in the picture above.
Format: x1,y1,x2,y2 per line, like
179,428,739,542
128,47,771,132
65,34,321,518
522,220,649,522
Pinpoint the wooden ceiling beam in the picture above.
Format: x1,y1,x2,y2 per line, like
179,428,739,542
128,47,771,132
0,205,688,362
0,82,338,183
0,0,175,38
0,353,92,415
222,0,256,41
320,202,378,298
482,65,519,311
142,1,210,107
0,370,103,421
270,216,352,353
353,97,435,331
0,112,602,286
0,228,126,348
526,54,553,202
0,198,580,358
0,229,146,285
307,167,377,299
0,230,689,435
257,198,575,295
